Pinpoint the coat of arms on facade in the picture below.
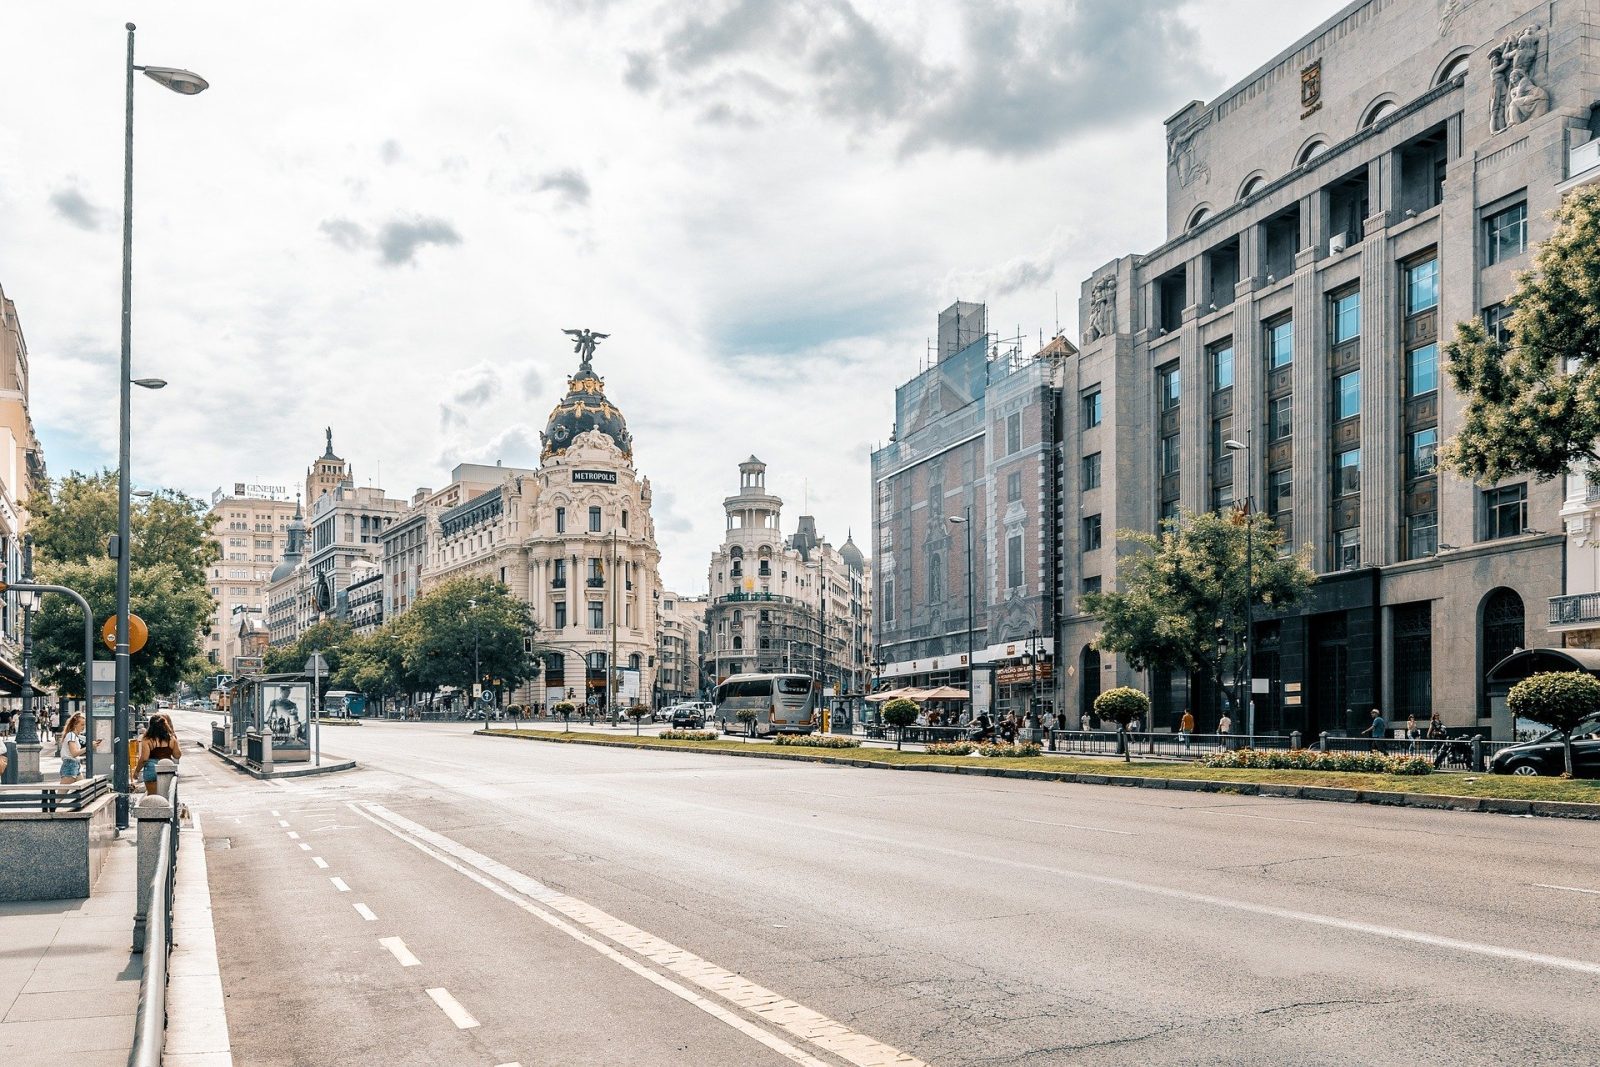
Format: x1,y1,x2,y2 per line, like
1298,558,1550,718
1082,276,1116,344
1489,24,1547,134
1301,60,1323,117
1167,114,1210,188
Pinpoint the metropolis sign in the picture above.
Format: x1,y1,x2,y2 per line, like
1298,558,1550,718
572,470,618,484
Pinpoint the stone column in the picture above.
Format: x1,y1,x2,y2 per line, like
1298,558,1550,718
155,758,178,803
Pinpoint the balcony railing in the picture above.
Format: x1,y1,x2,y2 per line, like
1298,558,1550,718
551,578,567,589
1548,592,1600,627
716,591,801,606
587,577,605,588
1572,137,1600,180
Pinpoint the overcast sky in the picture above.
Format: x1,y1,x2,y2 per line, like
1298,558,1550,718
1,0,1346,594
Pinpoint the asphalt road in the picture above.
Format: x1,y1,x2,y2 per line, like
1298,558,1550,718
170,712,1600,1066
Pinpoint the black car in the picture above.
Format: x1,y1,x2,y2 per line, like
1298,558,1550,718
1489,718,1600,777
670,707,705,728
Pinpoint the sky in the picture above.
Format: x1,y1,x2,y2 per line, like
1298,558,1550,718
0,0,1349,594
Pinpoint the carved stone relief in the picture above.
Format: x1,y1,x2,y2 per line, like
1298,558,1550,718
1167,114,1210,187
1490,24,1547,133
1083,276,1116,344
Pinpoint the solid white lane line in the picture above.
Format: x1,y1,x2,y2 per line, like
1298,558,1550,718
1198,810,1320,826
313,857,329,869
425,988,479,1029
330,877,350,892
1018,817,1134,836
353,903,377,921
298,843,311,851
287,831,300,839
354,803,912,1067
379,936,420,967
1534,883,1600,897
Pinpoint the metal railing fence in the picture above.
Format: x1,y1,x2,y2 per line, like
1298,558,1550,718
129,775,179,1067
0,775,110,811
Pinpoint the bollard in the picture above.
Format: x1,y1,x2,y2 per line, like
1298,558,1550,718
132,793,173,950
1471,735,1483,771
155,758,178,803
1290,730,1301,750
1319,731,1329,752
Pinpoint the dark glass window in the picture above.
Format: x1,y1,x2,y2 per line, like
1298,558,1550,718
1211,342,1235,391
1483,202,1528,265
1007,534,1024,589
1158,364,1181,411
589,602,604,629
1335,448,1361,496
1160,435,1180,476
1267,469,1292,518
1081,575,1102,597
1082,389,1103,428
1409,428,1439,479
1082,515,1103,552
1332,290,1361,344
588,506,602,533
1267,319,1294,369
1081,453,1102,490
1407,257,1439,314
1483,303,1514,346
1407,343,1438,397
1006,412,1022,454
1392,603,1433,719
1335,370,1361,419
1407,512,1438,558
1483,484,1527,540
1335,528,1361,570
555,507,566,534
1007,470,1022,502
1269,395,1293,441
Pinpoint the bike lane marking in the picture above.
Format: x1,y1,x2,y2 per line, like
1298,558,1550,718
425,987,480,1029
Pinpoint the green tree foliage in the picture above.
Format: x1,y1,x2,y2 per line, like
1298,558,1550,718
334,624,416,708
1441,186,1600,484
401,576,543,695
881,696,920,750
32,558,210,704
263,618,355,678
1506,670,1600,779
1082,509,1313,710
1094,687,1150,762
30,471,219,584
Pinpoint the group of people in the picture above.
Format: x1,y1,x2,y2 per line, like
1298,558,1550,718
55,709,180,788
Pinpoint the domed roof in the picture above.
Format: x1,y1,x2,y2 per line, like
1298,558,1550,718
541,362,631,460
270,499,307,584
269,557,297,584
840,530,865,571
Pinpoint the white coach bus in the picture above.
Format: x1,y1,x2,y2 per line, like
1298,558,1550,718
714,673,821,736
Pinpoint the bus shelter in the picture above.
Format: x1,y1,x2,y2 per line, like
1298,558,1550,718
227,672,314,765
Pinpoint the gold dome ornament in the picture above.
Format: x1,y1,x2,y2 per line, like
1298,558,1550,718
541,327,633,459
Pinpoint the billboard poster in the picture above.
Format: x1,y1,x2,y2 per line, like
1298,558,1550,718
262,681,311,748
619,669,641,701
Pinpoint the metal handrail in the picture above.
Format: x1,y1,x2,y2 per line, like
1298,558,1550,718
129,778,179,1067
0,775,111,811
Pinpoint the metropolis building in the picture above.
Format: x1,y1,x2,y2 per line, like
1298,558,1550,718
1060,0,1600,736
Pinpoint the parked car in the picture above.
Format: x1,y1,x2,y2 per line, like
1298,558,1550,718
1490,716,1600,777
670,706,706,728
654,705,678,723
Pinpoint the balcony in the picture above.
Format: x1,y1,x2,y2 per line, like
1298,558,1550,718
1548,592,1600,629
551,578,567,589
587,577,605,588
716,591,799,606
1572,138,1600,181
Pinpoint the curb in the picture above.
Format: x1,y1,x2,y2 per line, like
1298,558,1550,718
207,746,357,780
476,730,1600,821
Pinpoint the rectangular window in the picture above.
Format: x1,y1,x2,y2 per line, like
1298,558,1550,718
1483,201,1528,265
1407,343,1438,397
1335,370,1361,420
622,509,629,530
1082,515,1103,552
1268,394,1293,442
1081,389,1103,428
587,557,603,583
1160,434,1181,477
1407,512,1438,559
1159,499,1180,526
589,602,605,629
1081,575,1102,597
1158,364,1180,411
1332,290,1361,345
1335,448,1361,496
1081,452,1102,490
554,602,568,628
555,507,566,534
588,506,602,533
1483,484,1528,540
1006,412,1022,455
1335,528,1362,570
1267,469,1292,518
1267,319,1294,369
1212,484,1235,513
553,559,567,585
1006,534,1023,590
1007,471,1022,502
1408,428,1439,479
1210,341,1234,391
1407,257,1439,314
1483,303,1514,346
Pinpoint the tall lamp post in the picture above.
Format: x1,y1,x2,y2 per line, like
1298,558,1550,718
115,23,207,829
1224,435,1255,747
947,509,977,725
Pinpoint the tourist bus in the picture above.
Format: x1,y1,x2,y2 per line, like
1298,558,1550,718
713,673,821,736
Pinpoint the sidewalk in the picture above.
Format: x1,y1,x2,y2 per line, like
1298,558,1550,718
0,835,142,1067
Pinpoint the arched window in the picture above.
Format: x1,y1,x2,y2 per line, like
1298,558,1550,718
1480,588,1526,717
1237,174,1265,201
587,651,607,671
1186,206,1211,231
1360,98,1397,129
1435,52,1469,85
1296,139,1329,166
629,653,642,670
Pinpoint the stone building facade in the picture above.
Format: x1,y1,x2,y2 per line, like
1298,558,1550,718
203,488,296,669
426,350,663,712
871,302,1070,719
1063,0,1600,735
0,285,45,696
657,591,707,705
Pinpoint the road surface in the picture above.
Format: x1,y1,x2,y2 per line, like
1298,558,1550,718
170,712,1600,1066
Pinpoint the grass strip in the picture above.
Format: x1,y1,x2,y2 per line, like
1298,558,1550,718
479,729,1600,805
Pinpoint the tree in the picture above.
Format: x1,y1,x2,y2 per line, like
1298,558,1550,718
264,618,355,679
1440,185,1600,484
30,471,219,585
881,696,920,751
1094,687,1150,763
32,558,211,704
1506,671,1600,779
334,622,416,710
403,576,544,696
1082,509,1313,717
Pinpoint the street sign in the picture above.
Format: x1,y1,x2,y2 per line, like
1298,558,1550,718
304,652,329,675
101,614,149,654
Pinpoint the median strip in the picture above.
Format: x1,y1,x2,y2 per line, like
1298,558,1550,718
476,729,1600,819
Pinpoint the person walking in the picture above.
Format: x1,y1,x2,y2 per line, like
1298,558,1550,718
135,713,181,795
1080,711,1091,731
1362,707,1388,752
1179,708,1195,750
1217,712,1232,750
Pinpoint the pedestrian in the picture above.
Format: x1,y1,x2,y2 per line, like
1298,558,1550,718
135,713,181,795
1080,711,1091,732
1217,712,1232,750
57,711,101,785
1427,713,1444,740
1362,707,1387,751
1405,714,1420,754
1179,707,1195,749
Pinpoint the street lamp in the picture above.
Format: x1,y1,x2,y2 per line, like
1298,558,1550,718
1224,435,1254,748
115,23,207,829
947,509,977,726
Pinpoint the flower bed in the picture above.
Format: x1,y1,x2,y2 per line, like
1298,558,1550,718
926,742,977,756
772,734,861,749
660,730,719,741
978,742,1043,758
1201,748,1433,775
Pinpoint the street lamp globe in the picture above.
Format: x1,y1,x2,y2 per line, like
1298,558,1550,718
132,377,167,389
141,66,209,95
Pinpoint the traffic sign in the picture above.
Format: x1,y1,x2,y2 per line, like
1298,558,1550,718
101,614,149,654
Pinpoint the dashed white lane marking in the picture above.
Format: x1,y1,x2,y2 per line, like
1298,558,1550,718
425,987,479,1029
495,1062,523,1066
330,877,350,892
353,903,377,921
1534,883,1600,897
355,803,920,1067
1018,817,1134,836
278,819,290,827
1199,809,1320,826
297,843,311,851
270,809,280,816
286,831,300,839
379,936,420,967
313,857,329,869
